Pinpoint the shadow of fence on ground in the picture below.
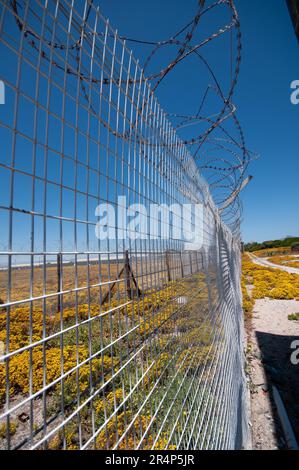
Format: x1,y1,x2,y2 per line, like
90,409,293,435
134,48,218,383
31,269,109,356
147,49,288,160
255,330,299,446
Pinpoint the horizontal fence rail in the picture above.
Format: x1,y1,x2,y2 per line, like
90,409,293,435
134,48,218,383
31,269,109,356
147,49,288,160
0,0,248,450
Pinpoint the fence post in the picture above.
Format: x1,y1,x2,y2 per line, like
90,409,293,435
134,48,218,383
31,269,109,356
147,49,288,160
196,251,200,272
189,252,193,275
57,253,62,313
180,251,184,278
165,250,171,282
125,250,132,299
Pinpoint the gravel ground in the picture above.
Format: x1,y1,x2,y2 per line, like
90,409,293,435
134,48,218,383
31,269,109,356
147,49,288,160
247,298,299,449
248,253,299,275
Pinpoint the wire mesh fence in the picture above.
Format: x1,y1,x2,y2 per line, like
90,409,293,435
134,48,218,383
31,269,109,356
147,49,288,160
0,0,249,450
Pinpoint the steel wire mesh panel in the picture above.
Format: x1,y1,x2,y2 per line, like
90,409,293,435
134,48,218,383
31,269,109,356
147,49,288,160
0,0,248,450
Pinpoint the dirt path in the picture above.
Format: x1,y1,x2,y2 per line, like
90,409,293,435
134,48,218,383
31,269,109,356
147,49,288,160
248,253,299,275
247,298,299,449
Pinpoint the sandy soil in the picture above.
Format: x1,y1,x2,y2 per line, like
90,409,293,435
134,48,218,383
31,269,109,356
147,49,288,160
248,253,299,275
247,297,299,449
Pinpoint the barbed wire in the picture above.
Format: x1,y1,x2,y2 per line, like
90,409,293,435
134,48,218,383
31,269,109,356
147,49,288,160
10,0,255,234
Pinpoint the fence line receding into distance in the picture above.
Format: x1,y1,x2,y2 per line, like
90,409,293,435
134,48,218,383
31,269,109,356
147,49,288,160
0,0,249,450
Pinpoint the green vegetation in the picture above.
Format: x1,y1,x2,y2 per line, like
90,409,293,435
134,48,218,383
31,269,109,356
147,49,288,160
244,237,299,252
0,270,217,450
288,312,299,321
0,421,18,439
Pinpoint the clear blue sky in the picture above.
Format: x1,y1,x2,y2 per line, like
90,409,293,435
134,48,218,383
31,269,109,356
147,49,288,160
100,0,299,243
0,0,298,254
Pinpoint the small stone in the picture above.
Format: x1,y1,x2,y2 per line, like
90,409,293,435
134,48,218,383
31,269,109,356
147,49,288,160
18,412,29,423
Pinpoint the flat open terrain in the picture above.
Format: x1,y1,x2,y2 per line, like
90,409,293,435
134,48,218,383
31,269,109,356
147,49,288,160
244,252,299,449
248,298,299,449
248,252,299,275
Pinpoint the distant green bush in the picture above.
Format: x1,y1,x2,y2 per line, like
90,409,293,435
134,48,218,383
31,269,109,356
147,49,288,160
288,312,299,321
244,237,299,252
